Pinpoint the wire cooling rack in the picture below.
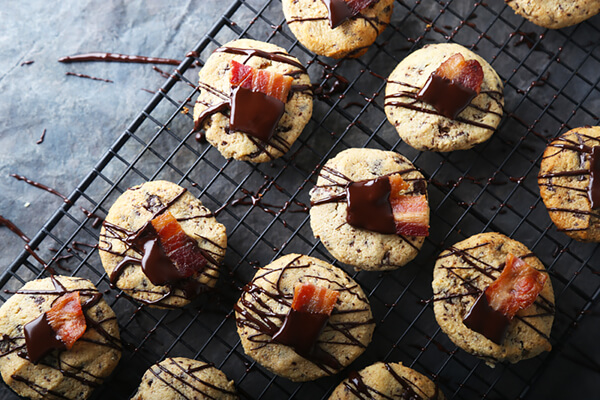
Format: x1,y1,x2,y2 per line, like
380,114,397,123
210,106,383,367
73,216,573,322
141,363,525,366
2,0,600,399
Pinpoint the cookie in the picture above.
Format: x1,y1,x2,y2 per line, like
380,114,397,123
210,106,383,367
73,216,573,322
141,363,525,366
131,357,237,400
432,232,554,366
193,39,312,163
538,126,600,242
282,0,394,59
99,180,226,308
309,148,428,271
329,361,445,400
0,276,121,400
235,254,374,381
385,43,504,152
505,0,600,29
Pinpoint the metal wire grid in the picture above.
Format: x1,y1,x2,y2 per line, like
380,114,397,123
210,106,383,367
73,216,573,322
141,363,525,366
1,0,600,398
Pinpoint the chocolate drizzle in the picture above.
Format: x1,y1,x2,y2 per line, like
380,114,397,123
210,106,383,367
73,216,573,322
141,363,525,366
417,74,477,120
588,146,600,209
385,80,502,130
146,358,237,398
23,313,66,364
99,188,221,306
343,363,439,399
234,256,373,374
58,52,181,65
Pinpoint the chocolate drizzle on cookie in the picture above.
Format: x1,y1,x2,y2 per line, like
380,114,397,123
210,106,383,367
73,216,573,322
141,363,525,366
145,358,237,397
229,86,285,142
344,363,440,399
99,188,221,306
385,80,502,130
320,0,355,28
537,131,600,231
0,276,121,395
310,164,426,253
234,255,374,374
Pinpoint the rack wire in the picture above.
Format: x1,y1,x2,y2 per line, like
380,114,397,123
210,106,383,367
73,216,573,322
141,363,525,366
1,0,600,398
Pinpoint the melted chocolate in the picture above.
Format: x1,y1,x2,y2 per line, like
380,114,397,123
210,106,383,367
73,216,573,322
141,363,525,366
214,47,306,71
36,128,47,145
65,71,113,83
321,0,354,28
0,215,30,243
23,313,65,364
58,52,181,65
588,146,600,209
346,177,395,234
417,74,477,120
272,309,329,356
463,292,510,344
230,86,285,143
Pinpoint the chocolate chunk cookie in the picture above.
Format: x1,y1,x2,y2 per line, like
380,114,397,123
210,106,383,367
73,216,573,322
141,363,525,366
506,0,600,29
235,254,374,381
538,126,600,242
0,276,121,400
310,148,429,271
329,361,445,399
193,39,312,163
282,0,394,59
385,43,504,152
432,233,554,367
99,180,226,308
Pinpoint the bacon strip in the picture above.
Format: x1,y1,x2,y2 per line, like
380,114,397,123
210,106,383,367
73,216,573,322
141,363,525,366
229,60,293,103
46,292,86,349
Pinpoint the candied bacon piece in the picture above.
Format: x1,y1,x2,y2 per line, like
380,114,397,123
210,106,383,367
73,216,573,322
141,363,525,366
272,282,339,357
434,53,483,94
45,292,86,349
486,254,547,319
151,211,207,279
291,282,339,315
229,60,293,103
388,174,429,237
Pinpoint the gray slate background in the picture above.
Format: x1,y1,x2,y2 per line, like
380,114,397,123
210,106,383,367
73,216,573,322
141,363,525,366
0,0,228,271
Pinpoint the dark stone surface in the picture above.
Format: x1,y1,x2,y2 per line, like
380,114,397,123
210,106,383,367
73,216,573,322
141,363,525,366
0,0,228,272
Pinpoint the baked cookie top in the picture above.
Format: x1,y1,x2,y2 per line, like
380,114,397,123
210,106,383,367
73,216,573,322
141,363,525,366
538,126,600,242
192,39,312,163
506,0,600,29
99,180,226,308
432,232,554,367
131,357,237,400
234,254,374,381
0,276,121,400
309,148,428,271
385,43,504,152
282,0,394,59
329,361,445,400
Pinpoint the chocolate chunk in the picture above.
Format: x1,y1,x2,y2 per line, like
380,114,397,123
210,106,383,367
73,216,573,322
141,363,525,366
417,74,477,120
346,177,396,234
